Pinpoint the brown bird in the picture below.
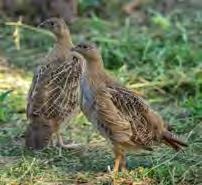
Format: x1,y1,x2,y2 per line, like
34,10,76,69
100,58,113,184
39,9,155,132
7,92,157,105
72,43,188,173
25,18,86,150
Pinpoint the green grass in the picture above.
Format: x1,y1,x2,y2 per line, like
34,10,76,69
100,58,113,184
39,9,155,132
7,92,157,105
0,2,202,185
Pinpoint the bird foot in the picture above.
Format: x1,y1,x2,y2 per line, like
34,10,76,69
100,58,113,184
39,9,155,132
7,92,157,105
56,133,82,149
57,142,82,149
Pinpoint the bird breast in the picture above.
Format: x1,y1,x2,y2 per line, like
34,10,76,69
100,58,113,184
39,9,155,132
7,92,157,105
80,76,113,139
80,76,95,119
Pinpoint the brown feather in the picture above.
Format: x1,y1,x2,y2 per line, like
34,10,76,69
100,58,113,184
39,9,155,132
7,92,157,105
162,131,188,151
73,43,188,151
26,18,85,149
73,43,188,172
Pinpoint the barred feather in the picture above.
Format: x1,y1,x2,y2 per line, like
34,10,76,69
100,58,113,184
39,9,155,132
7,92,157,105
75,43,187,152
27,53,85,122
26,18,86,149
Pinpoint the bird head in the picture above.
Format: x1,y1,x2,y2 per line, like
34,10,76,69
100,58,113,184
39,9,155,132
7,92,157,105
72,43,101,62
38,17,70,38
25,121,53,150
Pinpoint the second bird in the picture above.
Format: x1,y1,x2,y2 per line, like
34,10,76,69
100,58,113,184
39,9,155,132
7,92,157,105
72,43,188,173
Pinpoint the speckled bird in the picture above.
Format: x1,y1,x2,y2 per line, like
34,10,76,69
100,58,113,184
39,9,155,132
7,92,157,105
25,18,86,150
72,43,188,173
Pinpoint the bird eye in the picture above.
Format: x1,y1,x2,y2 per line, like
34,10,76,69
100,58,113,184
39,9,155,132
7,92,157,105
82,45,88,49
49,21,54,26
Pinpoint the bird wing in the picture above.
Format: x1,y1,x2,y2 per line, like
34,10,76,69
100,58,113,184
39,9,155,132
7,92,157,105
95,85,156,148
27,65,46,119
95,88,133,144
95,85,187,150
27,53,85,121
107,86,155,146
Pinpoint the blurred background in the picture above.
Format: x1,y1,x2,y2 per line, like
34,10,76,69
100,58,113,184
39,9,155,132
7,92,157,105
0,0,201,184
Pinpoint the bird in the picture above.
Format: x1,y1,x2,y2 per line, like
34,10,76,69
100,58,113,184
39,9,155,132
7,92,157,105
72,43,188,173
25,17,86,150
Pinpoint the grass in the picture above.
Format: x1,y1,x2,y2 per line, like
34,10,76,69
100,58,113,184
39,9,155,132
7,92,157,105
0,2,202,185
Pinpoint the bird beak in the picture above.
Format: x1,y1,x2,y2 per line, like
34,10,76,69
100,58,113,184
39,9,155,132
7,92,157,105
37,22,45,28
37,20,48,28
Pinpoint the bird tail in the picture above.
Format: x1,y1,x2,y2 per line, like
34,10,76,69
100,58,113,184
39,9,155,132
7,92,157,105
162,131,188,151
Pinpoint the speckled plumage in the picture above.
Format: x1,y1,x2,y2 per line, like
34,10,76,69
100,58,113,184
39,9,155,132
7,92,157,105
25,18,85,149
27,53,84,120
73,43,188,172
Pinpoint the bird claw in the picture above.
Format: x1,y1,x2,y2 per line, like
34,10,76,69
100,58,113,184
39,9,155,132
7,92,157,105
57,142,82,149
55,132,83,149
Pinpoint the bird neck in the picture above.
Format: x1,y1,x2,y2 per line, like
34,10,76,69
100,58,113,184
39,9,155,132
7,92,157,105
55,35,73,50
88,61,104,74
85,57,110,89
86,56,104,75
48,31,73,60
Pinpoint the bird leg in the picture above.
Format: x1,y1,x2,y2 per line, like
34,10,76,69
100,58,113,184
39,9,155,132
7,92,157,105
49,119,82,149
49,136,55,146
112,146,126,185
120,154,127,171
113,146,125,173
114,153,122,174
56,131,81,149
